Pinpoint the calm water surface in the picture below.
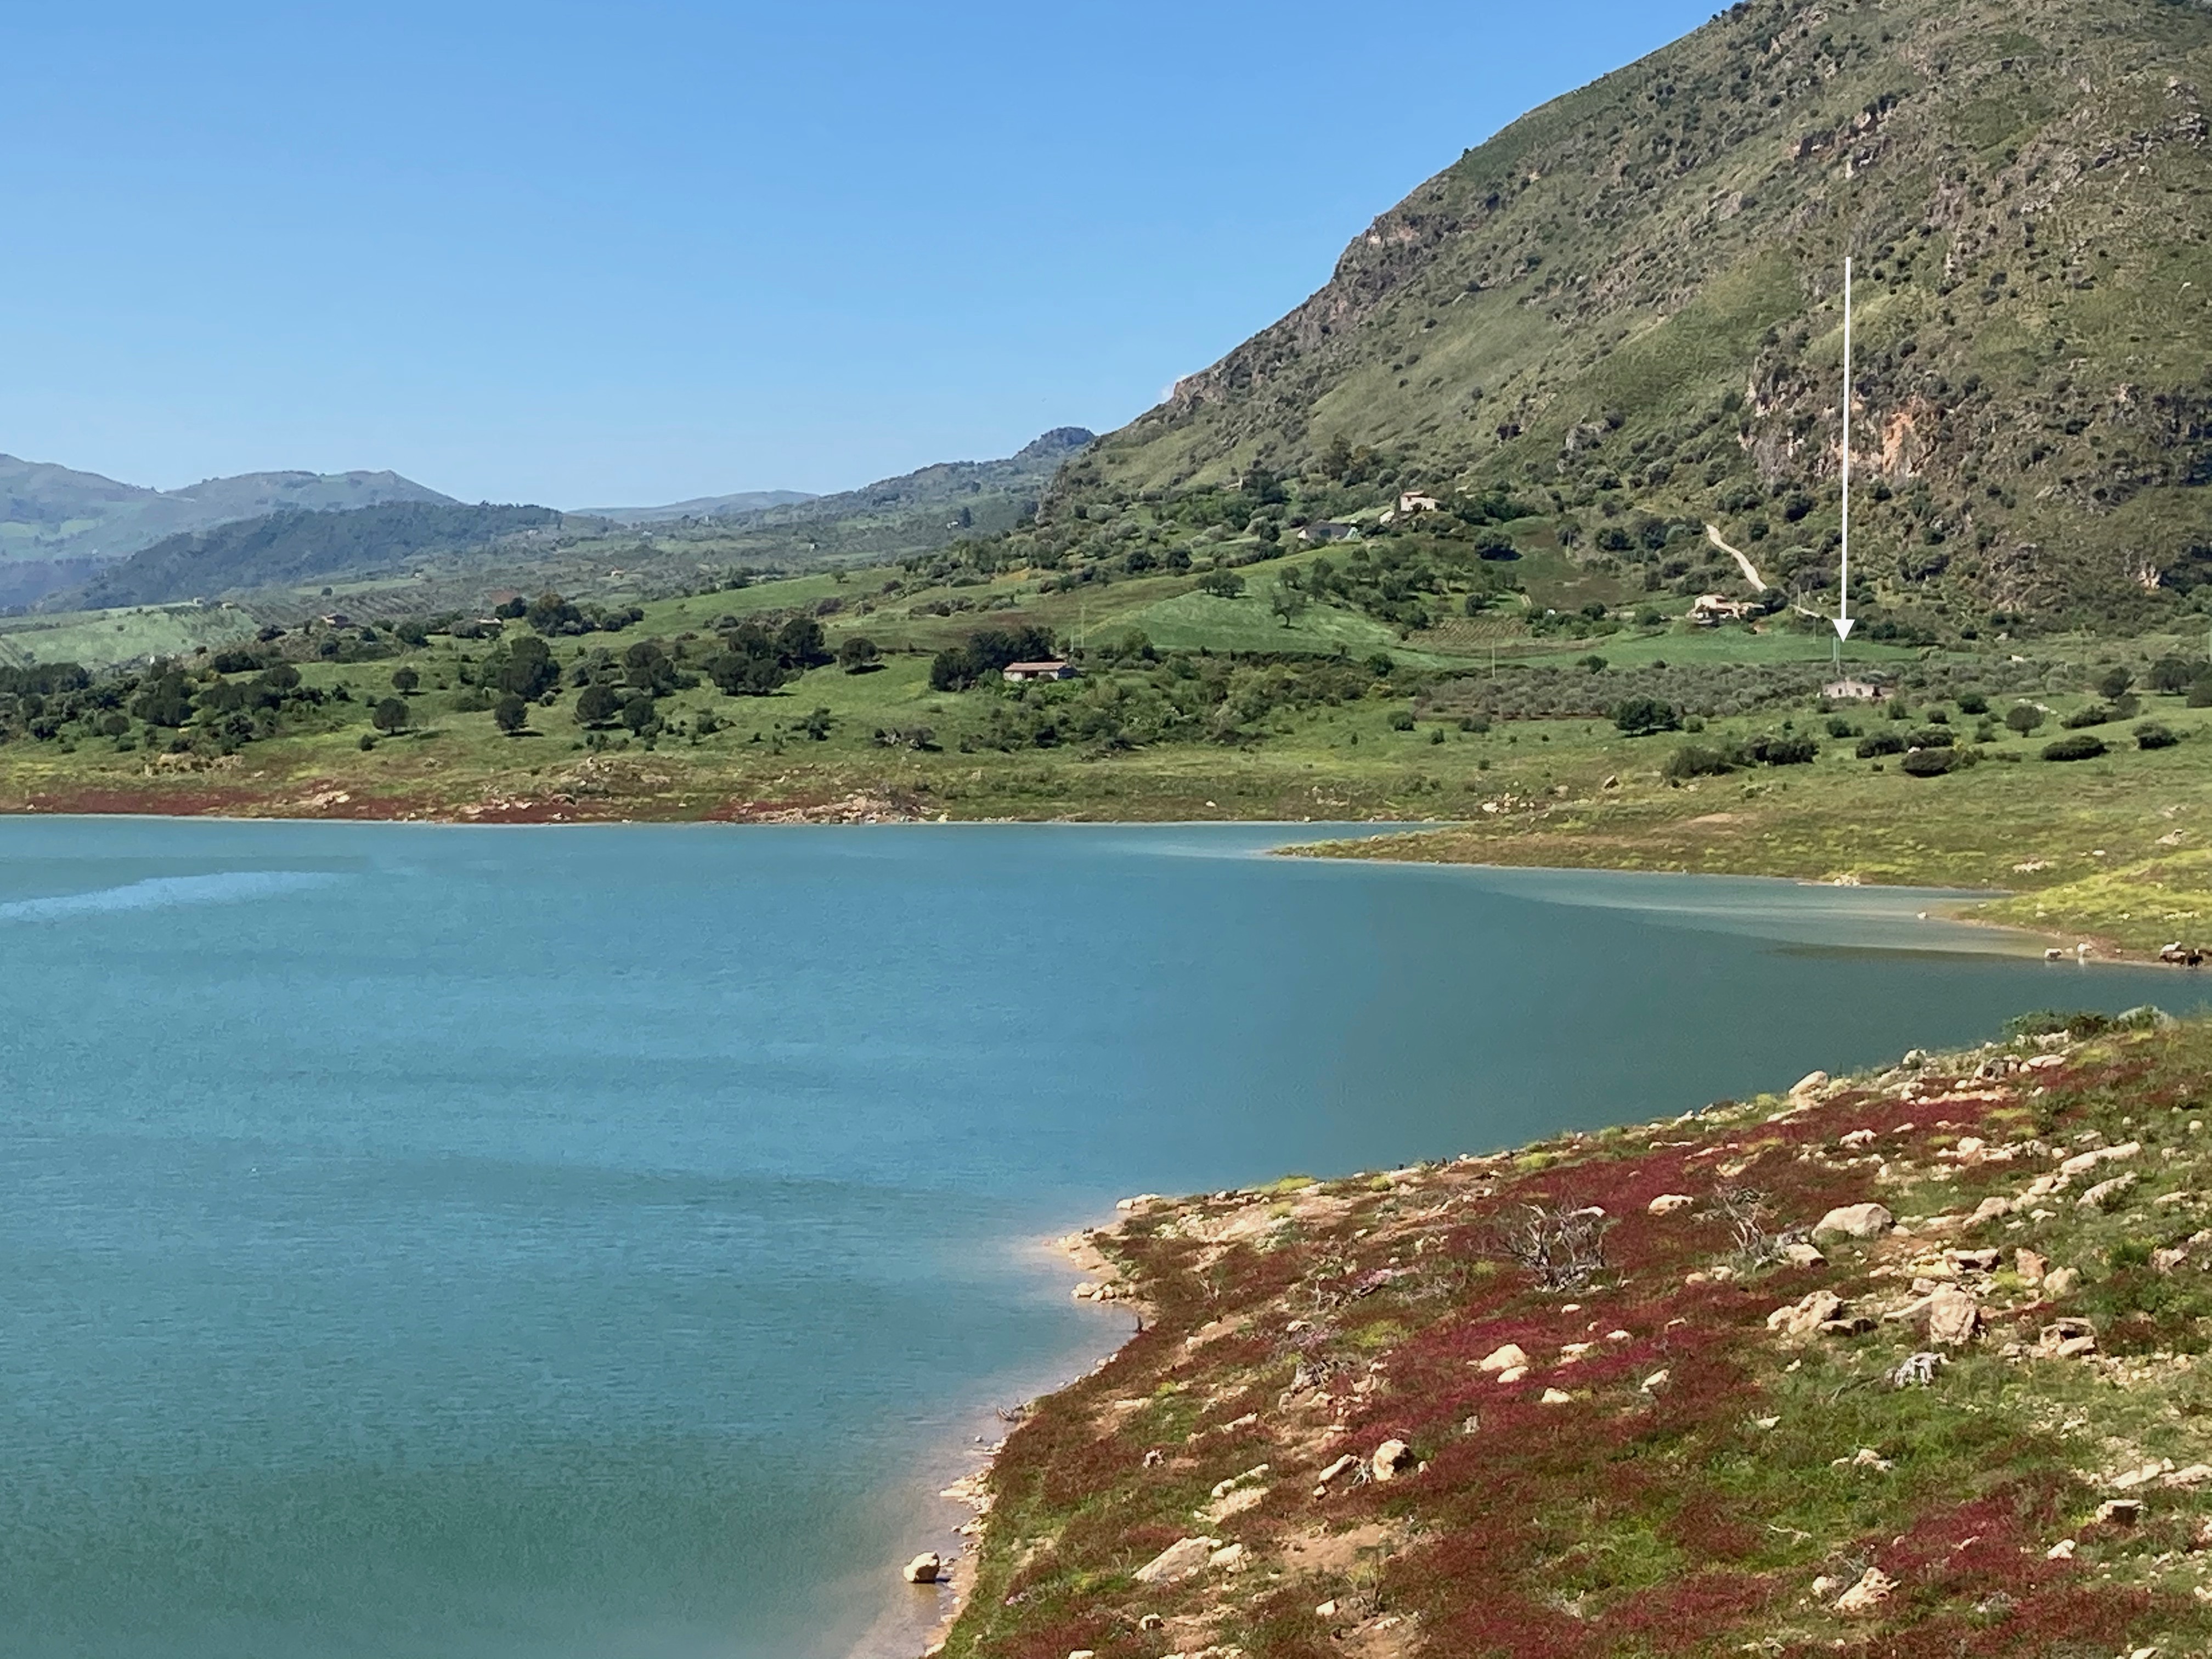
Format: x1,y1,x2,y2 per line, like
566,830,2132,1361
0,819,2188,1658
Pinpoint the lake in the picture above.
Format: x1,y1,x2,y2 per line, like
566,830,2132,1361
0,818,2187,1658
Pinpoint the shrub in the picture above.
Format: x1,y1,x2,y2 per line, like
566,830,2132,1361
2062,703,2114,729
493,692,528,734
1664,742,1742,779
2191,678,2212,709
1901,746,1981,776
2096,665,2135,699
1906,726,1956,749
2042,734,2108,761
1825,715,1858,738
2005,701,2047,735
371,697,410,735
1856,731,1906,758
1956,690,1990,714
1389,710,1415,731
1745,731,1818,765
2136,721,2181,751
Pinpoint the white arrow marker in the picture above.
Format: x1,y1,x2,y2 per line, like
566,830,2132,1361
1835,256,1856,644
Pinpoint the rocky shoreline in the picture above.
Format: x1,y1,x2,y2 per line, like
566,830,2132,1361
927,1015,2212,1658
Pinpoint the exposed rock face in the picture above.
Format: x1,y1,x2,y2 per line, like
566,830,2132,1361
1370,1439,1415,1480
1132,1536,1222,1585
902,1552,943,1584
1813,1203,1895,1240
1647,1194,1696,1215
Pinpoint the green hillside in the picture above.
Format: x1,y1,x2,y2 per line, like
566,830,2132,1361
69,503,571,608
1031,0,2212,636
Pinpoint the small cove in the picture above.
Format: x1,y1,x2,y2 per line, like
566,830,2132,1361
0,817,2191,1658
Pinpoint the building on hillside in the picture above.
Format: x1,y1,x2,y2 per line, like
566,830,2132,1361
1003,661,1076,684
1397,492,1442,516
1822,678,1883,701
1689,593,1758,625
318,613,353,628
1298,521,1358,544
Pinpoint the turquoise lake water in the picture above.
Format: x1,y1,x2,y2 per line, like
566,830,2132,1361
0,818,2190,1658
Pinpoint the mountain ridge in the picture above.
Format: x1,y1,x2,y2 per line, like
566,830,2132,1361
0,454,455,602
1041,0,2212,631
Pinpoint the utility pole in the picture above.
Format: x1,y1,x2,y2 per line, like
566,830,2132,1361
1835,257,1856,653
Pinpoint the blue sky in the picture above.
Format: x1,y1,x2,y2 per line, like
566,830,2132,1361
3,1,1717,506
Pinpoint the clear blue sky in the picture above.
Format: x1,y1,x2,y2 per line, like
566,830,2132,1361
3,1,1717,507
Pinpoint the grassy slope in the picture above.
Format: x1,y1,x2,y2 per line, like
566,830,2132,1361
1076,0,2212,627
946,1018,2212,1658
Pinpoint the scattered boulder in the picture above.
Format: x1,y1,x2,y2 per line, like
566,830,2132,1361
2016,1249,2050,1284
1476,1342,1530,1373
1833,1566,1896,1616
1132,1536,1223,1585
1813,1203,1894,1241
1541,1388,1575,1405
2043,1266,2082,1297
2058,1141,2140,1177
1647,1193,1696,1216
902,1553,943,1584
1925,1288,1983,1347
2038,1318,2097,1359
1781,1241,1827,1268
1207,1542,1246,1571
1768,1289,1846,1338
1790,1070,1830,1100
1641,1368,1671,1391
1370,1440,1414,1481
2097,1499,2143,1526
2076,1173,2138,1211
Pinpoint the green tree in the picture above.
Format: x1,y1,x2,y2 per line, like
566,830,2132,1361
1268,575,1309,628
493,692,528,735
800,706,833,741
837,636,880,673
371,697,411,735
1196,568,1245,599
1611,696,1680,736
391,666,420,695
2005,702,2046,736
574,682,621,726
776,616,831,668
2096,665,2135,700
620,693,658,735
495,636,561,699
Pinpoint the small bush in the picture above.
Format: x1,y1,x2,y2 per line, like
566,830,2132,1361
1906,726,1956,749
1824,715,1858,738
2136,721,2181,751
1901,747,1961,776
2005,702,2047,735
2062,703,2114,730
1856,731,1906,758
2042,734,2108,761
1956,691,1990,715
1389,710,1415,731
2188,677,2212,709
